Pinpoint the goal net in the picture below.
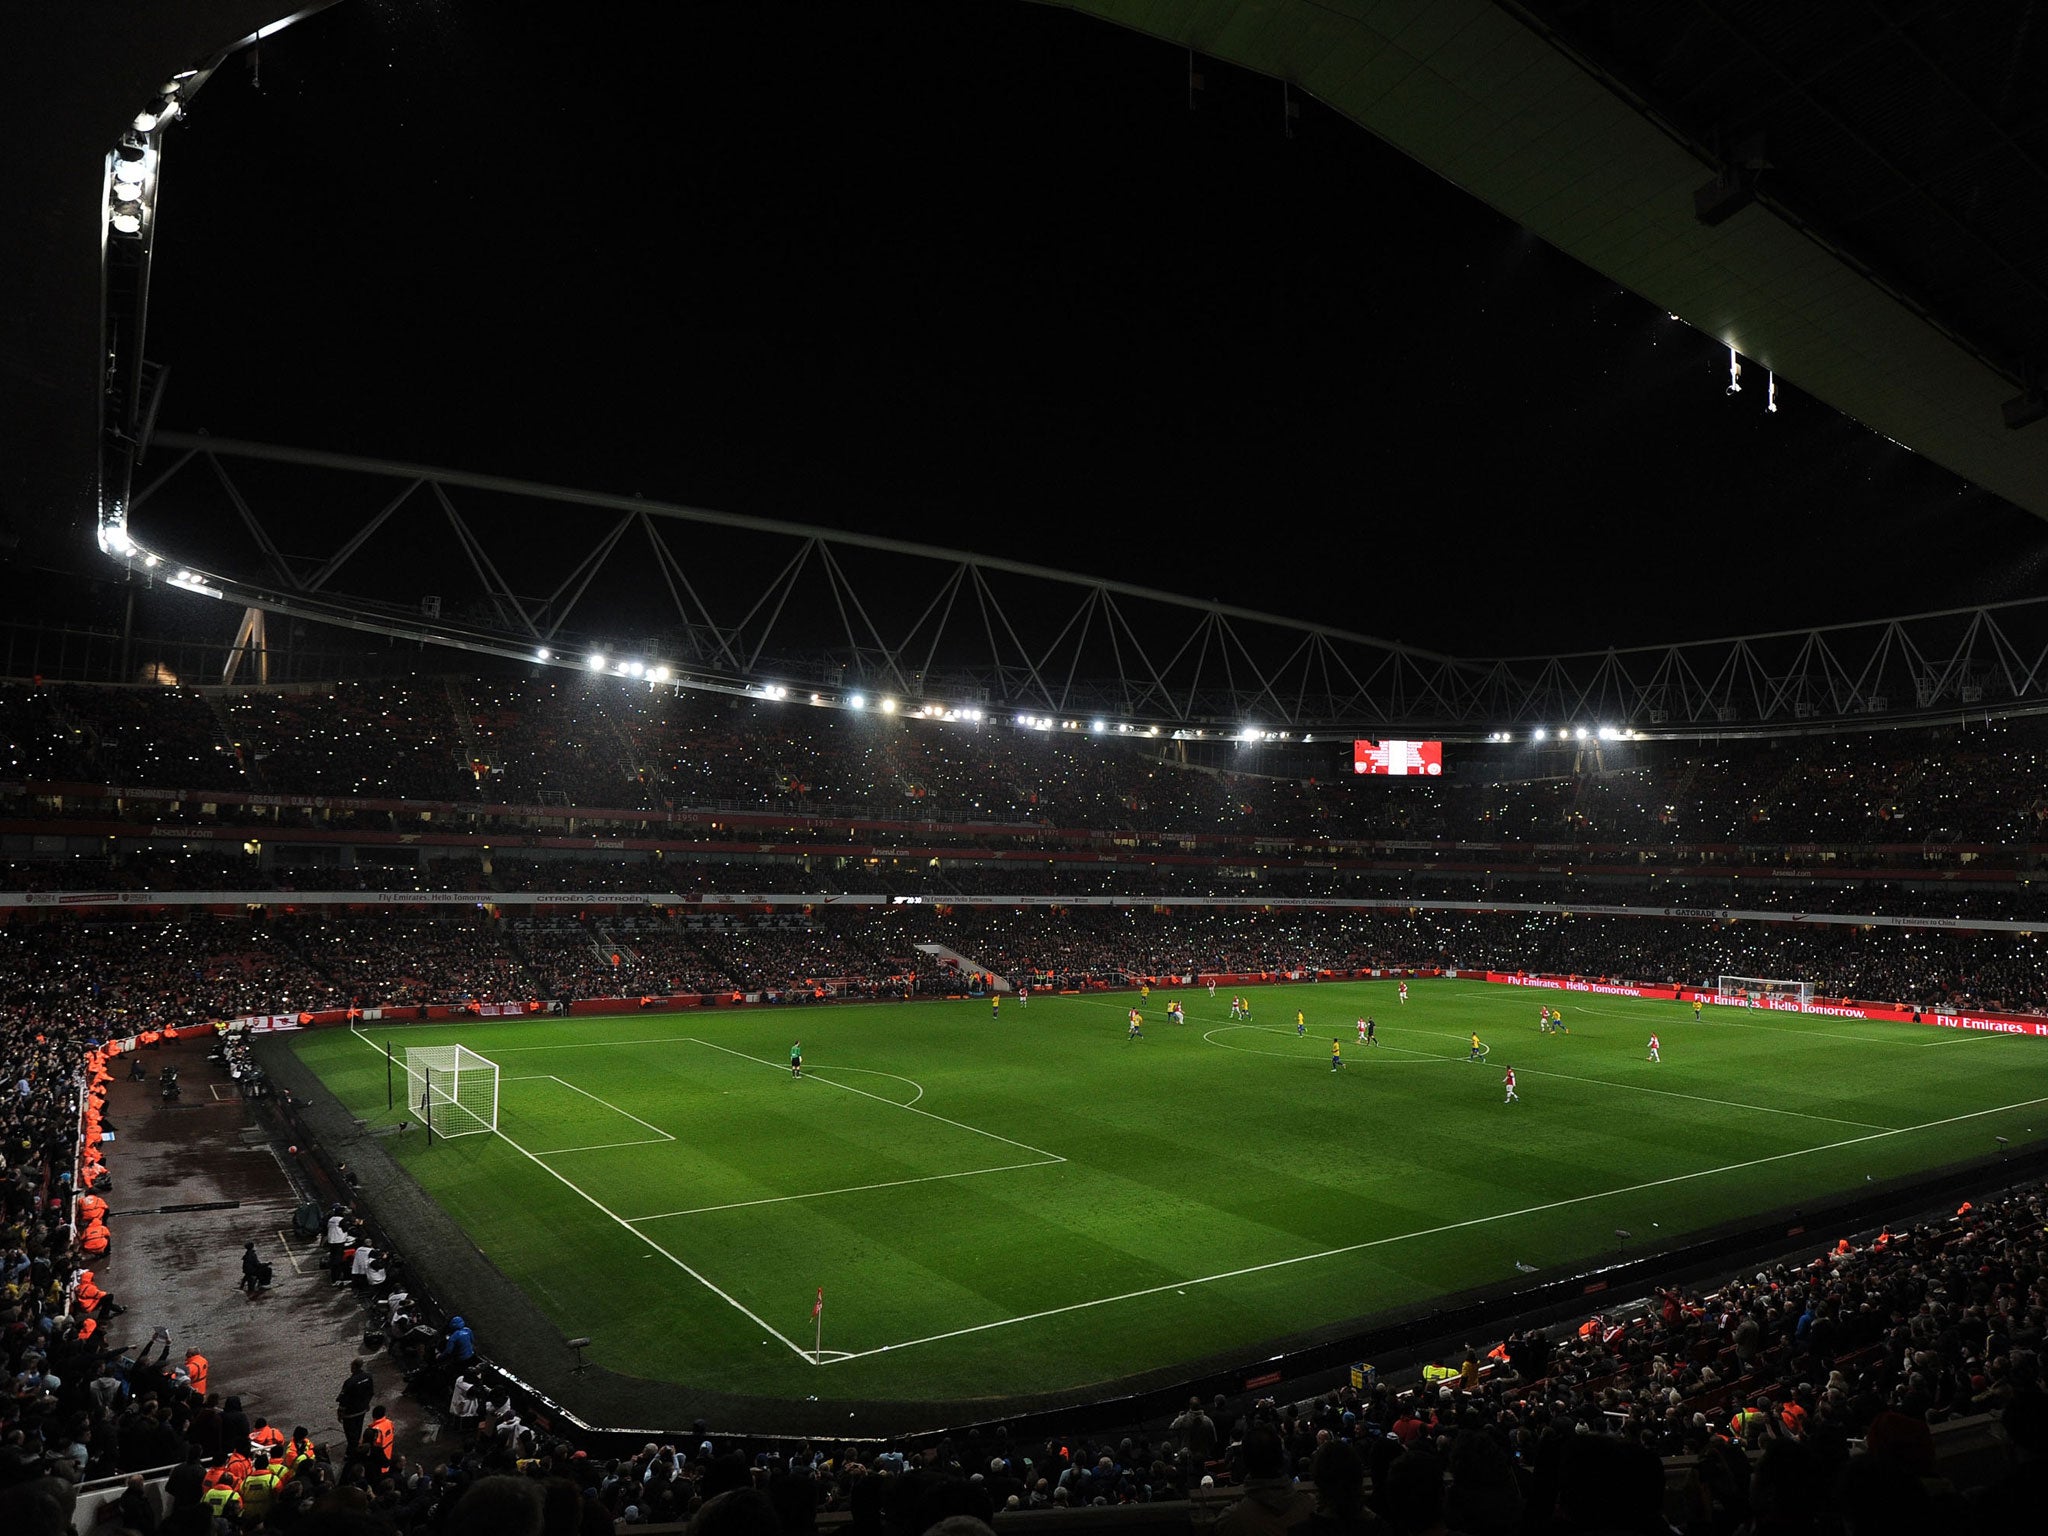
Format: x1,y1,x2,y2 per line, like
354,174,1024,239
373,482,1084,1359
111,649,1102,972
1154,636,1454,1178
1714,975,1812,1007
404,1045,500,1138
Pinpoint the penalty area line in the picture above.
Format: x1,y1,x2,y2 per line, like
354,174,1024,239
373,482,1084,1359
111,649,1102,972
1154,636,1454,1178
824,1091,2048,1365
627,1155,1065,1220
685,1037,1067,1164
343,1025,817,1363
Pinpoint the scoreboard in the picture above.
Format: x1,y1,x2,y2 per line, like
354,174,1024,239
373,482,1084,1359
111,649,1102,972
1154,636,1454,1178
1352,739,1443,776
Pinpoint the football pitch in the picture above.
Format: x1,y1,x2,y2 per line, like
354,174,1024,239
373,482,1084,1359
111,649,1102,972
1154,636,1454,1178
290,980,2048,1408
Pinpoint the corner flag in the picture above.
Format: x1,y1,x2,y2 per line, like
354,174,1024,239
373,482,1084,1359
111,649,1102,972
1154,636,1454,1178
812,1285,825,1362
812,1286,825,1319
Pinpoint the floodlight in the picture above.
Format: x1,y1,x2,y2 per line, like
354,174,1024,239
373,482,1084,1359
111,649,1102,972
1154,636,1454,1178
534,648,550,661
112,180,141,204
880,697,897,713
1766,371,1778,413
1092,720,1105,734
624,660,644,677
810,692,822,704
113,144,149,184
1726,345,1742,394
1574,726,1588,740
586,653,605,670
848,694,866,709
110,209,142,235
649,666,670,682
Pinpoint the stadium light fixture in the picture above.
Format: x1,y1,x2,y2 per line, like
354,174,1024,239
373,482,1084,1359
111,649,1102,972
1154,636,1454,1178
586,653,605,670
1726,345,1742,395
1532,728,1546,740
534,647,550,662
1767,371,1778,413
649,665,671,682
133,96,178,133
880,697,897,713
1092,720,1106,734
110,207,142,236
113,143,150,185
848,694,866,709
624,660,644,678
1575,726,1589,740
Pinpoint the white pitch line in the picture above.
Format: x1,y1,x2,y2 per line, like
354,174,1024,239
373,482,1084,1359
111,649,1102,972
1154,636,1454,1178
1385,1026,1898,1133
685,1037,1068,1164
538,1075,676,1142
1568,1001,1960,1049
533,1137,676,1155
809,1064,926,1107
827,1091,2048,1363
1917,1029,2013,1048
1452,1049,1895,1132
628,1156,1064,1220
344,1027,816,1363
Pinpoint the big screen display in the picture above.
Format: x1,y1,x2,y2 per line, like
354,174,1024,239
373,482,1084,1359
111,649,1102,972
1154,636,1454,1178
1352,739,1443,776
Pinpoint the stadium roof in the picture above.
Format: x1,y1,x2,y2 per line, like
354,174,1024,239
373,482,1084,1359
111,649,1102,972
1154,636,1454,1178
1063,0,2048,516
5,1,2047,730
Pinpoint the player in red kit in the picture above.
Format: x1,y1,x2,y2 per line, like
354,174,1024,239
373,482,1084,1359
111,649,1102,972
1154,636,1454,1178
1503,1066,1519,1104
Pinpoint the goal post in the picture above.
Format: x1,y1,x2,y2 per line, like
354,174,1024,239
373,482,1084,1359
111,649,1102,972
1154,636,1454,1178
1714,975,1812,1007
403,1045,500,1139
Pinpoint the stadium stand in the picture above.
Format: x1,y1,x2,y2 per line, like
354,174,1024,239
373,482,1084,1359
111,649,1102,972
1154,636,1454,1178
6,676,2048,1536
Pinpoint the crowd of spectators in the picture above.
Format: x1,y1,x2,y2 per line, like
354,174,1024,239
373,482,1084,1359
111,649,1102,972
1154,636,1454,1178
9,680,2048,852
3,901,2048,1020
5,913,2048,1536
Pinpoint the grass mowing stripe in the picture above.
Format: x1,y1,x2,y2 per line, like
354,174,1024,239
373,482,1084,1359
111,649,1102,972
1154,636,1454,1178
829,1089,2048,1364
348,1027,817,1362
684,1036,1069,1164
1196,1018,1897,1131
1372,1037,1899,1133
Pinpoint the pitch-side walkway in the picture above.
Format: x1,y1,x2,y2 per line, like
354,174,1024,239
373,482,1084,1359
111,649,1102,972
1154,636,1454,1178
97,1036,432,1459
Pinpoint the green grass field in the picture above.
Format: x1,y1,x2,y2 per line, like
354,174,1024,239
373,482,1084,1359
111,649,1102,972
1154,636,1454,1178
291,980,2048,1406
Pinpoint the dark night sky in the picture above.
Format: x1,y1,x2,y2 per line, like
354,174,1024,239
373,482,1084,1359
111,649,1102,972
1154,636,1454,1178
118,0,2048,658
